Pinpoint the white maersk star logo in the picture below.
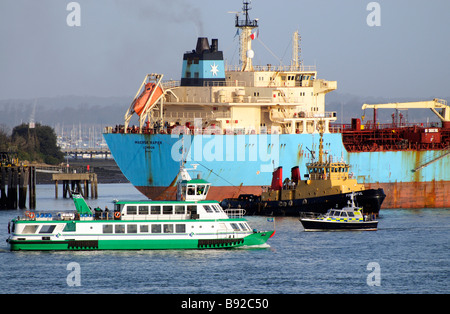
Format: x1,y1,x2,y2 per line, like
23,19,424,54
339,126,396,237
210,63,219,76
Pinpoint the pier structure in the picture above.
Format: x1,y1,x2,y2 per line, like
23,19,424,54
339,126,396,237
52,172,98,199
60,147,110,160
0,165,36,210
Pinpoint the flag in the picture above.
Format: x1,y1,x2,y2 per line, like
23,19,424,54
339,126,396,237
250,30,259,40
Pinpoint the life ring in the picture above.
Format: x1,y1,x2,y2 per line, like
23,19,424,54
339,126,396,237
114,212,121,219
25,211,35,219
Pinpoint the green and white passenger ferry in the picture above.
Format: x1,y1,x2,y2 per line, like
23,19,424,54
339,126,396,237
7,167,275,251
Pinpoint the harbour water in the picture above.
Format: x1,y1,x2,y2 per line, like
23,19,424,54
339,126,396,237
0,183,448,294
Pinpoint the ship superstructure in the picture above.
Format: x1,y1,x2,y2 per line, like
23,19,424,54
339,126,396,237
117,2,337,137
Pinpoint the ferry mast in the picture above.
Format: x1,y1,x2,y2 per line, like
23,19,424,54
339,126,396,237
235,1,258,72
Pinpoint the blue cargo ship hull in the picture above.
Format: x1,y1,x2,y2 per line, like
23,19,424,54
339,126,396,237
103,133,450,209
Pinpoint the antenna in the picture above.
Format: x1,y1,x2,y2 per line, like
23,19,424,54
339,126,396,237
234,1,259,71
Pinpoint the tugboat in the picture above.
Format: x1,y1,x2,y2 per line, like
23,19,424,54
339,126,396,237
6,167,274,251
299,193,378,231
221,130,386,216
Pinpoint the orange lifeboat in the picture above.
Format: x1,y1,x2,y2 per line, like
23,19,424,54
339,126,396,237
133,83,163,116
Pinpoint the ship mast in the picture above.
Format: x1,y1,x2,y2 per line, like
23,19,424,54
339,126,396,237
291,30,302,69
235,1,258,72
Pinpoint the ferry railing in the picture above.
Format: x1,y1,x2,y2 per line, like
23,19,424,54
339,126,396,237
299,212,323,219
225,208,246,219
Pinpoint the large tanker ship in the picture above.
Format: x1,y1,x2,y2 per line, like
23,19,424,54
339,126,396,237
103,2,450,209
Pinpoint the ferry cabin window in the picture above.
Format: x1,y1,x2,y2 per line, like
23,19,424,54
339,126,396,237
139,205,149,215
152,224,162,233
230,223,240,231
151,206,161,215
176,224,186,233
103,225,113,233
163,205,173,215
187,205,197,214
115,224,125,233
127,205,137,215
22,225,38,234
63,222,76,232
340,212,348,217
140,225,149,233
212,204,222,213
163,224,174,233
239,223,248,231
175,205,185,214
39,225,56,234
203,205,213,213
347,212,355,217
127,224,137,233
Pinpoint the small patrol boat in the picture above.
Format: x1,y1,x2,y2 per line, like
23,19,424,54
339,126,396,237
299,193,378,231
6,166,274,251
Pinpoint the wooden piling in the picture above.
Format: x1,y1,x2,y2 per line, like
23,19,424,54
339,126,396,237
0,166,36,210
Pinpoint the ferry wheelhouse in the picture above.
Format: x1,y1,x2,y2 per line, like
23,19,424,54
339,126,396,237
6,168,274,251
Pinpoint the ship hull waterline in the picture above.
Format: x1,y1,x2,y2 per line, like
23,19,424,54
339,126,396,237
7,230,275,251
299,219,378,232
103,133,450,209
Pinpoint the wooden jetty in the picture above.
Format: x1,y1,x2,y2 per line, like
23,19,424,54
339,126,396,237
52,172,98,199
0,166,36,210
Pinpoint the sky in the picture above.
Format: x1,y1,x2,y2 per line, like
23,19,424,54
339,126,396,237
0,0,449,100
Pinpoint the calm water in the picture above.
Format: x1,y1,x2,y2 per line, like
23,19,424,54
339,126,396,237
0,184,448,294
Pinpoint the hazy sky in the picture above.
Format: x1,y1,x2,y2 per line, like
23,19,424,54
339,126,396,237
1,0,449,100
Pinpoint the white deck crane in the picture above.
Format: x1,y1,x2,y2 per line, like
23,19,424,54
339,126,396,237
361,98,450,128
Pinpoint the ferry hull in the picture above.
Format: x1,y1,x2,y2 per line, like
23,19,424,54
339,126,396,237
7,231,274,251
103,133,450,209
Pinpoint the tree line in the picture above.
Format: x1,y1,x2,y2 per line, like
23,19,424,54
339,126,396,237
0,123,64,165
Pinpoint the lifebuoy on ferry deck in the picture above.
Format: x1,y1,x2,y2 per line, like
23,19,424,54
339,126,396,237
114,212,121,219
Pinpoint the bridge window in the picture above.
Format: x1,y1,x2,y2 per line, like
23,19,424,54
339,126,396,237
187,185,196,195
